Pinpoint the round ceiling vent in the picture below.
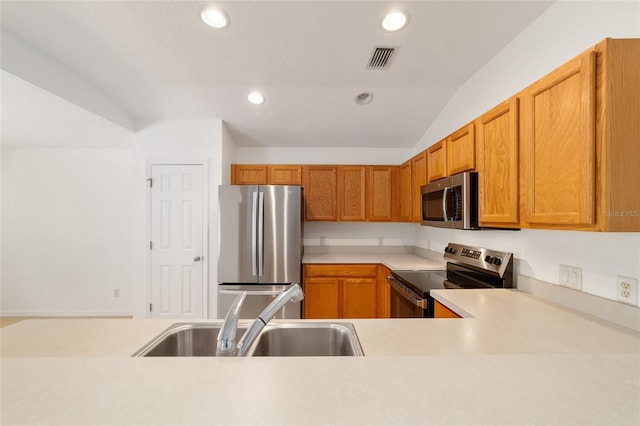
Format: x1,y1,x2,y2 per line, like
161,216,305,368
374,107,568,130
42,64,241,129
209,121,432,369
355,92,374,105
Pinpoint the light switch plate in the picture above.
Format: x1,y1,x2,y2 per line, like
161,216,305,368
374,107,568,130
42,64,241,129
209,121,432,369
559,265,582,290
616,276,638,305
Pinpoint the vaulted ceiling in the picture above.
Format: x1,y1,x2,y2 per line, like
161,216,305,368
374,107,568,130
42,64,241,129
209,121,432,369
1,1,553,148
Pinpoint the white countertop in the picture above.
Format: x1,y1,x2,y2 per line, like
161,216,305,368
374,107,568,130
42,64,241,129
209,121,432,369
2,290,639,425
302,251,445,270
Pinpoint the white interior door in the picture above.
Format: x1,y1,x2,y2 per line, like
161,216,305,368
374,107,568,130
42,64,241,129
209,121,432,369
149,164,205,319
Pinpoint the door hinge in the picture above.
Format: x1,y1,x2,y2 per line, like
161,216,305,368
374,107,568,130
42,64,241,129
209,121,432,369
147,178,153,188
149,241,153,250
149,303,153,312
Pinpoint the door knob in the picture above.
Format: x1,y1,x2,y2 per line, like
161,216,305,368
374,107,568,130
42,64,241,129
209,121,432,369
194,256,202,262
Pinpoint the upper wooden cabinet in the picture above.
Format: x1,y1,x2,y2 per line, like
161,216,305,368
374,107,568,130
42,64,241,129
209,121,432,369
302,165,393,222
410,151,427,222
366,166,393,221
520,38,639,231
392,160,412,222
339,166,366,221
520,49,596,227
231,164,268,185
231,164,301,185
302,166,338,221
427,122,476,183
447,123,476,175
477,97,520,228
269,165,302,185
426,140,447,182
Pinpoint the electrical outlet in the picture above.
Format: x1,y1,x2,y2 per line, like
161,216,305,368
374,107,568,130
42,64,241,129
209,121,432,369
616,276,638,305
559,265,582,290
113,289,120,298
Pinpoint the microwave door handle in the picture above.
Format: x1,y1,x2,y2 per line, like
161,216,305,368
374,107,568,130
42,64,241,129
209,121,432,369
442,187,449,221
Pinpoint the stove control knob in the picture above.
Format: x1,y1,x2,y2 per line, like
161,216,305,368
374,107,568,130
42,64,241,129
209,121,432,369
493,258,502,266
484,255,492,263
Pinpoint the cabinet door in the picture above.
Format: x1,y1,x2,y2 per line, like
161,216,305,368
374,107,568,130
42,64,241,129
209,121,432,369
376,265,391,318
231,165,268,185
392,161,412,222
342,278,377,319
427,140,447,182
477,97,520,227
339,166,366,221
410,151,427,222
303,166,338,221
366,166,392,221
520,51,596,226
303,277,339,319
434,301,461,318
268,165,301,185
447,123,475,175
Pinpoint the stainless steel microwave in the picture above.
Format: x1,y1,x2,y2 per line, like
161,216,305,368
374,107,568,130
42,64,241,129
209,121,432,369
420,171,479,229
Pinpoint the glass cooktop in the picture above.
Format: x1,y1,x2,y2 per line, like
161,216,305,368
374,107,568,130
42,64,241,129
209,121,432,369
390,270,447,296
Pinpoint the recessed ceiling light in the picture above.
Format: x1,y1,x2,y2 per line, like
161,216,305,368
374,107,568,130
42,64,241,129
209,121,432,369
247,91,265,105
381,11,408,32
201,7,229,28
355,92,374,105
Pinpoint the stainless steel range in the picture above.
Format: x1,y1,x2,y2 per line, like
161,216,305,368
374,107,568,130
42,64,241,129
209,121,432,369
388,243,514,318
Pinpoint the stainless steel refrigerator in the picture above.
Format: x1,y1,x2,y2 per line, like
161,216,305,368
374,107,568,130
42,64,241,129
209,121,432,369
217,185,303,319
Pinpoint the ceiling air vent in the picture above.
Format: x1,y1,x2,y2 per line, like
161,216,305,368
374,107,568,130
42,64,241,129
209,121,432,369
367,46,397,70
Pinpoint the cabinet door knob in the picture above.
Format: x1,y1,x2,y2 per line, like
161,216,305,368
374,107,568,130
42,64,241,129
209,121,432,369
194,256,202,262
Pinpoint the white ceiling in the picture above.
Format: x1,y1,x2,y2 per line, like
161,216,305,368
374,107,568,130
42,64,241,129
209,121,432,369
1,1,553,148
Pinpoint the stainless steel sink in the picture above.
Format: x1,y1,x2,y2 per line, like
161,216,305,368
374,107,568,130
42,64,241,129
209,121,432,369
133,322,363,357
250,322,363,356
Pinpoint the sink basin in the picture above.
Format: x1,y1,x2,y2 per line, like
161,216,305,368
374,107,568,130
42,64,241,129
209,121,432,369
133,322,363,357
133,324,246,357
251,322,363,356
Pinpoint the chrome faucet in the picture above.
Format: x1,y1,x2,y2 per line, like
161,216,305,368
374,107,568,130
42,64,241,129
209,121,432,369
216,284,304,357
216,291,248,356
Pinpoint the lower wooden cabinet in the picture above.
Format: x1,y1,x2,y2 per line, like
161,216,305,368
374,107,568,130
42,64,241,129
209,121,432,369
303,264,379,319
434,301,461,318
303,277,340,318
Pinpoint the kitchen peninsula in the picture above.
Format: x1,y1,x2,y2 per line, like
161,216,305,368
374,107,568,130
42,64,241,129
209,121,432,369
2,287,639,426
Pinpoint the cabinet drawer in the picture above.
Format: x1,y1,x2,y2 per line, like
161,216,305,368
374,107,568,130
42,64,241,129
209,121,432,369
304,264,378,277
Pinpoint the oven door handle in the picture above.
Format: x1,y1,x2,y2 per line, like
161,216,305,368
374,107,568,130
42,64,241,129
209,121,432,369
387,275,427,308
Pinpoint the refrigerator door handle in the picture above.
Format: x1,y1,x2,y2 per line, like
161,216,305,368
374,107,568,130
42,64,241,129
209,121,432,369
257,191,264,277
251,191,258,277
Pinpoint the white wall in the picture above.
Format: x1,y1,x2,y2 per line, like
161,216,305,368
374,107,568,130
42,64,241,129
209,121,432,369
220,121,238,185
1,147,134,315
131,118,223,318
414,0,640,302
304,222,416,247
237,147,411,165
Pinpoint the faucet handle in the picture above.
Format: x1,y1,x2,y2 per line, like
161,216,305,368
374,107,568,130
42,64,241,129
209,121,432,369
216,291,248,356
